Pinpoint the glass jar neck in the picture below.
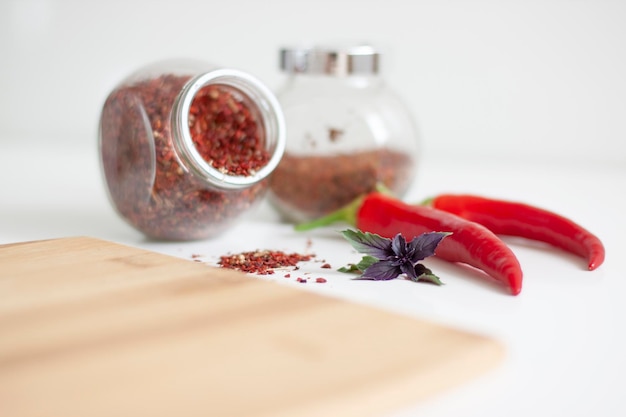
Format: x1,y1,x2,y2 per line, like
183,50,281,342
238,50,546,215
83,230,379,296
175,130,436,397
171,69,285,190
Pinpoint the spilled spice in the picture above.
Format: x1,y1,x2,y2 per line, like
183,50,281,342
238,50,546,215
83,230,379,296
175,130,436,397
218,250,313,275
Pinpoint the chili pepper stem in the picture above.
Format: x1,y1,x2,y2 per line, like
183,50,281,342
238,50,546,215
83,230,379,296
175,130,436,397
374,182,394,195
294,195,364,231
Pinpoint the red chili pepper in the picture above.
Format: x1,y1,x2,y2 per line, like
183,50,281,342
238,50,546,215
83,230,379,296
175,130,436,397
297,192,523,295
427,194,605,271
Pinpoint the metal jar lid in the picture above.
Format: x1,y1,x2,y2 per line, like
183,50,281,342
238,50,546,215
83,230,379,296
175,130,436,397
280,44,380,76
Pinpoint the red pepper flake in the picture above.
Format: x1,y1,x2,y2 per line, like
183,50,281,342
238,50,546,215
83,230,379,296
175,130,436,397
321,263,331,269
189,85,270,176
218,250,313,275
296,277,307,283
315,277,327,283
284,273,291,278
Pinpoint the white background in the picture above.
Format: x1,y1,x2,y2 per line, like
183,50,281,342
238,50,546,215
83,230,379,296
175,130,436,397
1,0,625,164
2,2,626,417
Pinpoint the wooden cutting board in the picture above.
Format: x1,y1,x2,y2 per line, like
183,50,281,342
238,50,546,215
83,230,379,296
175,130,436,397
0,237,504,417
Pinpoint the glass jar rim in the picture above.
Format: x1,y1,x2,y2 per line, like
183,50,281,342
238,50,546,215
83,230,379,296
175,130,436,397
172,69,286,190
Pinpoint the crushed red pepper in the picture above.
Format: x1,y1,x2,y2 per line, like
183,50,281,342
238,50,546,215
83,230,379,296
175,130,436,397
218,250,313,275
189,85,270,176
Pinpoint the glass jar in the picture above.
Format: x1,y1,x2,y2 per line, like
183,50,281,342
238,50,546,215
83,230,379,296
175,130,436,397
98,59,285,240
268,44,421,223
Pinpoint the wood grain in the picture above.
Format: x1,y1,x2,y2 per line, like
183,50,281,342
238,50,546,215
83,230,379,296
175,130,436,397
0,237,504,417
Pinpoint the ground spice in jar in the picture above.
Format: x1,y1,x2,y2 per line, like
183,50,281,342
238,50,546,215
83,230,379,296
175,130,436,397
100,71,277,240
218,250,313,275
269,149,414,221
188,85,270,176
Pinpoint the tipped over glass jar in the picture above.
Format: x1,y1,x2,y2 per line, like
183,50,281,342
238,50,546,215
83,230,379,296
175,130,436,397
268,44,421,223
99,60,285,240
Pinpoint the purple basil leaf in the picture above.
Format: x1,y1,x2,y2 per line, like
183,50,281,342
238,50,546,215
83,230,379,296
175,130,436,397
360,260,401,281
341,229,393,260
391,233,407,257
400,262,418,281
340,229,449,285
407,232,451,263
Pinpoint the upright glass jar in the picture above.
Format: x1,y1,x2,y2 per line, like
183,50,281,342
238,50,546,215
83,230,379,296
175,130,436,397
99,59,285,240
268,44,421,223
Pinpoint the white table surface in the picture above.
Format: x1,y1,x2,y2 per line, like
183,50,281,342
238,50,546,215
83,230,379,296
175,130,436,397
1,140,625,417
